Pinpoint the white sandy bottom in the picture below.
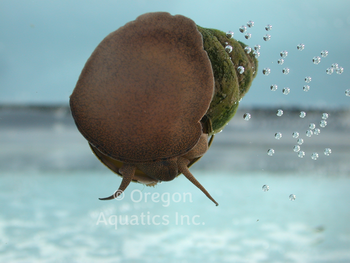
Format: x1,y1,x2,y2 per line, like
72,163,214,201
0,170,350,263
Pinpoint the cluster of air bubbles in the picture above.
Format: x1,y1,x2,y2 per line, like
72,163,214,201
243,113,251,121
303,85,310,92
265,24,272,31
282,87,290,95
277,59,284,65
274,132,282,140
263,68,271,75
305,76,312,83
262,184,269,192
263,34,271,41
225,45,233,53
280,50,288,58
325,63,344,75
237,66,245,74
289,194,296,201
345,89,350,97
321,50,328,57
267,149,275,156
311,152,319,160
297,43,305,51
299,111,306,118
270,84,278,91
239,25,247,33
226,31,234,39
245,33,252,40
312,56,321,64
282,68,290,74
244,46,252,54
276,109,284,116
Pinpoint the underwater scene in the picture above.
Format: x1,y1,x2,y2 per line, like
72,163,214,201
1,1,350,262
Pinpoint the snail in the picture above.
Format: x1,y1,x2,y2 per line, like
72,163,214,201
70,12,258,206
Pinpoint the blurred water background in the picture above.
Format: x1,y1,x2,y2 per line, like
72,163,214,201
1,0,350,262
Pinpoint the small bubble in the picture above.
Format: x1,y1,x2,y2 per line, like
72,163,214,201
309,123,316,129
262,185,269,192
297,43,305,51
306,129,313,137
311,152,319,160
265,24,272,31
331,63,339,69
280,50,288,58
247,20,254,28
321,50,328,57
277,59,284,65
282,68,290,74
320,120,327,128
303,85,310,92
254,45,261,51
326,68,334,75
239,25,247,33
292,132,299,138
289,194,296,201
253,50,260,58
293,145,301,152
237,66,245,74
300,111,306,118
270,84,278,91
225,45,233,53
276,109,284,116
226,31,234,38
322,113,329,119
305,76,312,83
324,148,332,156
282,87,290,95
243,113,251,121
244,46,252,54
297,138,304,145
263,34,271,41
312,56,321,64
314,128,321,135
275,132,282,140
267,149,275,156
263,68,271,75
336,67,344,74
345,89,350,97
298,151,305,158
245,33,252,39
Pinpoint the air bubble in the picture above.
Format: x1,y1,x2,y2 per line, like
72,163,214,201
280,50,288,58
254,45,261,51
239,25,247,33
336,67,344,74
297,43,305,50
282,87,290,95
324,148,332,156
305,76,312,83
244,46,252,54
297,138,304,145
262,185,269,192
245,33,252,39
292,132,299,138
312,56,321,64
267,149,275,156
277,59,284,65
322,113,329,119
289,194,296,201
253,50,260,58
225,45,233,53
320,120,327,128
293,145,301,152
243,113,251,120
306,130,313,137
282,68,290,74
247,20,254,28
345,89,350,97
300,111,306,118
263,68,271,75
270,84,278,91
275,132,282,140
326,68,334,75
276,109,284,116
303,85,310,92
321,50,328,57
314,128,321,135
309,123,316,129
311,152,319,160
263,34,271,41
237,66,245,74
331,63,339,69
298,151,305,158
226,31,234,38
265,24,272,31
